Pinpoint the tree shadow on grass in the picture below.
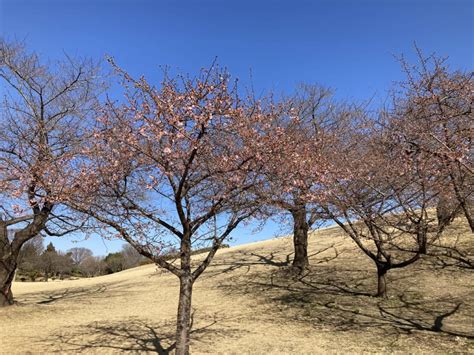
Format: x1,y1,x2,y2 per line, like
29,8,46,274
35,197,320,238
36,285,108,304
17,281,132,306
215,249,474,351
43,314,246,354
204,243,340,278
51,319,176,354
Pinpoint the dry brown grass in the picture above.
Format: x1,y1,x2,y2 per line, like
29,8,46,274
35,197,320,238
1,218,473,354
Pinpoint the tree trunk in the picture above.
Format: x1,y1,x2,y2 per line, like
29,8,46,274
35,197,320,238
291,206,309,274
376,264,388,298
450,175,474,233
175,275,194,355
0,213,50,307
460,203,474,233
0,260,16,307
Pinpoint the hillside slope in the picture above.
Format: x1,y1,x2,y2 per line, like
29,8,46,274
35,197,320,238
1,221,473,354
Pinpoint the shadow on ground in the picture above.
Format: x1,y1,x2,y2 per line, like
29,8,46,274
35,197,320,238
40,314,246,354
16,281,134,306
209,243,474,351
50,319,176,354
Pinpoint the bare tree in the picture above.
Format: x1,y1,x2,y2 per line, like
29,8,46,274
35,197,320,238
68,247,93,267
80,255,105,277
121,243,143,269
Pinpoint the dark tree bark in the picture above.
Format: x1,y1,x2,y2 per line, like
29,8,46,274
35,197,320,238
0,258,16,306
175,274,194,355
450,172,474,233
0,224,19,307
376,263,388,298
459,201,474,233
0,224,26,306
175,232,194,355
290,205,309,273
0,205,52,307
436,196,458,229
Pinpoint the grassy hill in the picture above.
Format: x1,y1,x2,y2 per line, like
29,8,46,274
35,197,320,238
1,220,473,354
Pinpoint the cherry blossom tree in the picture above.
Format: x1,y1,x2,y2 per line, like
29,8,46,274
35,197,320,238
322,110,448,298
390,50,473,231
70,61,270,354
0,39,102,306
254,85,350,273
319,52,472,298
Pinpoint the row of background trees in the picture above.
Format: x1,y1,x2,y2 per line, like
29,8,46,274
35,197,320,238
0,39,472,354
16,236,228,281
17,237,145,281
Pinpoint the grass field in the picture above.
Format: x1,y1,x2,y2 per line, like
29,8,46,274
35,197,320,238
1,220,473,354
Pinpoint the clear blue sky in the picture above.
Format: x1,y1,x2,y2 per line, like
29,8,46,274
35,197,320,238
1,0,473,255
